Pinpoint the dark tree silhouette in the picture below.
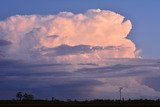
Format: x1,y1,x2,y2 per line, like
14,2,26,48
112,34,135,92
23,93,34,100
16,92,23,100
16,92,34,101
52,97,55,101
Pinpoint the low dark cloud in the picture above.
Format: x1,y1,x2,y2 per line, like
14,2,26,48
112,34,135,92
0,58,160,100
40,45,128,57
143,76,160,92
0,39,12,57
0,39,12,46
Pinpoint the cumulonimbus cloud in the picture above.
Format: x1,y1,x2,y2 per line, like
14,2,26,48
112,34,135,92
0,9,138,63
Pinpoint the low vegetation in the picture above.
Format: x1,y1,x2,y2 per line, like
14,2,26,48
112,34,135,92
0,92,160,107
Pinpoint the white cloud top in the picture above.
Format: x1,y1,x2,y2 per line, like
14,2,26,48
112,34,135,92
0,9,137,63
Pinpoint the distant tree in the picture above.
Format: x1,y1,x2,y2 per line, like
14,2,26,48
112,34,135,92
16,92,23,100
23,93,34,100
67,99,71,102
52,97,55,101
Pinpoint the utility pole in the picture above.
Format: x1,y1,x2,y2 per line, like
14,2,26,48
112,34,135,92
119,87,123,100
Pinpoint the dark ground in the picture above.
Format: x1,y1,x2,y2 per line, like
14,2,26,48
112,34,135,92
0,100,160,107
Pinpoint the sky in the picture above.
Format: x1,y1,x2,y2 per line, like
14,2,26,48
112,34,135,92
0,0,160,100
0,0,160,58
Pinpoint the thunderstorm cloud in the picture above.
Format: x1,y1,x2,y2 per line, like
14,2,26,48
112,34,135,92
1,9,159,100
0,9,137,63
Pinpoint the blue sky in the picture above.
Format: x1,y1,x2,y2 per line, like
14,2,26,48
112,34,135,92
0,0,160,58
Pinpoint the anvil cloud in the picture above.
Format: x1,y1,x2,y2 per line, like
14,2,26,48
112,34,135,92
0,9,137,63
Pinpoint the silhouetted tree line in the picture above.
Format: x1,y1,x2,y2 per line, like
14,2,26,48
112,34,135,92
13,92,160,105
16,92,34,100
